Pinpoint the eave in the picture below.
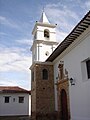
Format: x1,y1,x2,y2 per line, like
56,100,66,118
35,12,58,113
46,11,90,62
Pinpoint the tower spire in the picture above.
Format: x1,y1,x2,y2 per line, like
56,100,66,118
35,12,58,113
39,9,50,24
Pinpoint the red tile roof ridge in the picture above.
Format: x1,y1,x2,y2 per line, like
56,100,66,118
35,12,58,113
0,86,31,94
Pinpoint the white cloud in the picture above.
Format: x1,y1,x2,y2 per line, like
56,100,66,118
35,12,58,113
0,32,8,36
16,39,33,46
0,79,18,87
44,1,89,41
56,30,68,42
45,3,79,21
0,45,32,72
44,3,79,41
0,16,19,29
85,1,90,9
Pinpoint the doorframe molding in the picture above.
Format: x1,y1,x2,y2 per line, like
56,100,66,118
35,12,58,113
56,63,71,120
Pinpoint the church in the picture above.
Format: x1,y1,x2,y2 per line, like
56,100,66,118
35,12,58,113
30,11,90,120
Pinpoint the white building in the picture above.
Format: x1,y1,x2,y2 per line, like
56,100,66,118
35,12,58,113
46,11,90,120
30,10,90,120
0,86,31,116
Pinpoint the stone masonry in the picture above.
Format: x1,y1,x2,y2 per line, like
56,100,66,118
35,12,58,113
30,62,56,120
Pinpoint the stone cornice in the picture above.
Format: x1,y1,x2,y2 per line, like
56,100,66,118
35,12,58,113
30,61,53,70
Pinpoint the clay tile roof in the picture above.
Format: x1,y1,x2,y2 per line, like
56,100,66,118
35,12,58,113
0,86,31,94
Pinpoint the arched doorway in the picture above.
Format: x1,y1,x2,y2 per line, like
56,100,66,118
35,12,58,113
61,89,68,120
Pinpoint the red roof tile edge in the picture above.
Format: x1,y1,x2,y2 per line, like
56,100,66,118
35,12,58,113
0,86,31,94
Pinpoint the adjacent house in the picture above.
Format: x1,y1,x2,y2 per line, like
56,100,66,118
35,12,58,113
0,86,31,116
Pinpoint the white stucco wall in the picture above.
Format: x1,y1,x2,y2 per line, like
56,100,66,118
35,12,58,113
0,93,30,116
38,43,56,62
53,27,90,120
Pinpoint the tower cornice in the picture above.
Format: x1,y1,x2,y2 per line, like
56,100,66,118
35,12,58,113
30,40,59,51
32,22,57,35
30,61,53,70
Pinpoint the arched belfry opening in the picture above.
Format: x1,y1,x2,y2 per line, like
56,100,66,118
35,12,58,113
56,62,70,120
44,29,49,39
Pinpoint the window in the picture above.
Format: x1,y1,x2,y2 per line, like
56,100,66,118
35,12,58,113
42,69,48,80
4,97,10,103
31,71,34,81
86,60,90,79
19,97,24,103
44,29,49,38
81,58,90,82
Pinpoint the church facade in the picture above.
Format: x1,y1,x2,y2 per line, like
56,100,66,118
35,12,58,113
30,11,90,120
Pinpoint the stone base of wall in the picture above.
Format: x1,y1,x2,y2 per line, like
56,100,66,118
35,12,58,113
31,112,58,120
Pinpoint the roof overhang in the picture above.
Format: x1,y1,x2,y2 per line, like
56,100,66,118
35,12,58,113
46,11,90,62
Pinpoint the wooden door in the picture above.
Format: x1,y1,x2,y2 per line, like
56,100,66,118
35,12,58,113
61,89,68,120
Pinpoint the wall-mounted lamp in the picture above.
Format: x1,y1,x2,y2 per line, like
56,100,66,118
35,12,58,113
69,78,75,85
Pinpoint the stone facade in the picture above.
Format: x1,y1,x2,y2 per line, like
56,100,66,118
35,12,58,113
31,62,56,120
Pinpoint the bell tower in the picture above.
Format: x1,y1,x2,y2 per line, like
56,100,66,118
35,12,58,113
30,11,58,120
31,11,58,62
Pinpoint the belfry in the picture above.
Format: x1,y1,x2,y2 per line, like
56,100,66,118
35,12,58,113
31,11,58,62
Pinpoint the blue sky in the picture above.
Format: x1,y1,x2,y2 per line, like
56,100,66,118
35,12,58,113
0,0,90,90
